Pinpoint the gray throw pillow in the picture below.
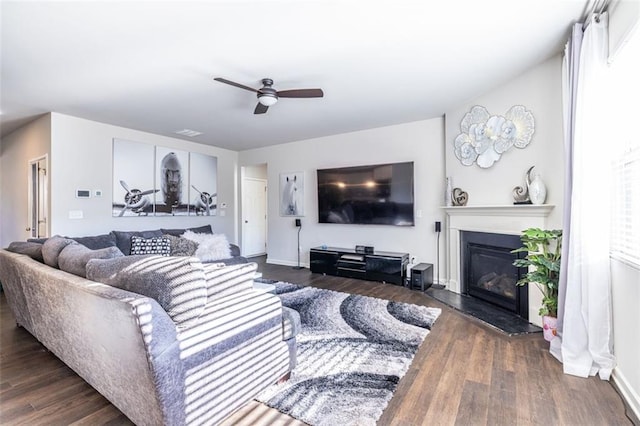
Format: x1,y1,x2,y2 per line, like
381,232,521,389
161,225,213,237
42,236,77,268
58,243,124,278
7,241,45,262
130,236,171,256
86,255,207,327
69,233,118,250
163,234,198,256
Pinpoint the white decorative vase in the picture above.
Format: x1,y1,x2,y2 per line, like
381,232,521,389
528,173,547,205
445,177,453,206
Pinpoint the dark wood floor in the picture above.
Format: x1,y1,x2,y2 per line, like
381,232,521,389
0,257,632,425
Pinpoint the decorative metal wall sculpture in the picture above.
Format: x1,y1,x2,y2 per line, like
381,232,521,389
454,105,535,168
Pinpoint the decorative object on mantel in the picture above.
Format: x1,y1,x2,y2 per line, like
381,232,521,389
512,228,562,342
445,176,453,206
451,187,468,206
454,105,535,168
513,165,534,204
527,166,547,205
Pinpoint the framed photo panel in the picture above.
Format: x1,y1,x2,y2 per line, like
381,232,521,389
189,152,218,216
155,147,189,216
112,139,156,217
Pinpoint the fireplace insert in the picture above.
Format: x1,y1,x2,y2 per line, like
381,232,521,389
461,231,528,319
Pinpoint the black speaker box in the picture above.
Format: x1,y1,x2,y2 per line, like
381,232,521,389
411,263,433,291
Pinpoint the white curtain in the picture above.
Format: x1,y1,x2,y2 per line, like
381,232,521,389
552,13,616,380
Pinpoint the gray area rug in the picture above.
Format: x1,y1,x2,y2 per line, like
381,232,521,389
256,281,441,426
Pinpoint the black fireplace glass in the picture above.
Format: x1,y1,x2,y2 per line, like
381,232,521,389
461,231,528,319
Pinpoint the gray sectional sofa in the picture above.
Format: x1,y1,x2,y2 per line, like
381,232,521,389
0,228,299,425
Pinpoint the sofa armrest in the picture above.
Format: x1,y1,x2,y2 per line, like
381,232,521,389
229,243,241,257
202,262,258,302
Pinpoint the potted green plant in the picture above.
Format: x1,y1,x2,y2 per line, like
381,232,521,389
512,228,562,341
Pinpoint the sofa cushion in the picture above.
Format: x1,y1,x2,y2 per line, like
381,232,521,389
161,225,213,237
58,243,124,278
86,255,208,327
130,236,171,256
70,233,118,250
112,230,163,255
182,231,231,262
42,236,77,268
202,262,257,302
7,241,45,263
163,234,198,256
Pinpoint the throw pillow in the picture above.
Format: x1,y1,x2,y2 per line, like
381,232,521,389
112,229,163,255
161,225,213,237
42,236,77,268
130,236,171,256
58,244,124,278
86,255,207,327
69,233,118,250
7,241,45,263
163,234,198,256
182,231,231,262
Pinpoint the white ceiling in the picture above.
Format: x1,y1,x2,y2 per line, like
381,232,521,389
0,0,589,151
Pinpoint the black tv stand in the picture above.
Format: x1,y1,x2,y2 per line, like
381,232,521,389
310,246,409,285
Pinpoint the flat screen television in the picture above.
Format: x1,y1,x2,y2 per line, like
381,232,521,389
317,161,414,226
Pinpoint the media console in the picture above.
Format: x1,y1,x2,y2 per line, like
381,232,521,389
310,246,409,285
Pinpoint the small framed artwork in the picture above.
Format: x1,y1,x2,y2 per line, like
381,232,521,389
280,171,304,216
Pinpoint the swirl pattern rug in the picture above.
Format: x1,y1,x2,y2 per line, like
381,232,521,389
256,281,441,426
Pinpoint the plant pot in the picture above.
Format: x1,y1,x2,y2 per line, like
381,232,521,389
542,315,558,342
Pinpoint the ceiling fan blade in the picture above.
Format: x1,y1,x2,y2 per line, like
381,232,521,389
214,77,259,93
277,88,324,98
254,103,269,114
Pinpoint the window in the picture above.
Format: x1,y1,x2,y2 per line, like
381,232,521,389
609,27,640,267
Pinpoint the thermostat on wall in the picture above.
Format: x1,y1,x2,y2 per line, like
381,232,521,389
76,189,91,198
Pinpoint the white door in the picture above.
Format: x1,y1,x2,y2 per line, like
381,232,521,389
28,156,48,238
242,178,267,257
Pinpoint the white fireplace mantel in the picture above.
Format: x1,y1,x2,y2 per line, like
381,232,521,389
441,204,555,325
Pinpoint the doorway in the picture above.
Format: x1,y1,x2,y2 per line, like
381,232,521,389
241,164,268,257
28,155,48,239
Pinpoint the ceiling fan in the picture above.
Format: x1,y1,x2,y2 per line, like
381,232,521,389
214,77,324,114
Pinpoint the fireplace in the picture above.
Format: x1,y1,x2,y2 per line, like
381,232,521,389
461,231,528,319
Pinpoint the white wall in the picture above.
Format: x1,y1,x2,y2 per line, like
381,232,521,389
0,113,239,247
240,118,445,274
32,113,238,243
444,54,565,228
0,114,52,246
611,259,640,420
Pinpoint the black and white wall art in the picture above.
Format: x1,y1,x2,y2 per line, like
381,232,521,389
112,139,218,217
280,171,304,216
112,139,156,217
189,152,218,216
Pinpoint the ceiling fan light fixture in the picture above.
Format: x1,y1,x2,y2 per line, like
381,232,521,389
258,94,278,106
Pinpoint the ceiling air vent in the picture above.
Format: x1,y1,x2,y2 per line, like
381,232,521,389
174,129,203,137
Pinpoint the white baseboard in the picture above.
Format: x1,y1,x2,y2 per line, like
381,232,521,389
612,367,640,424
266,258,309,268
